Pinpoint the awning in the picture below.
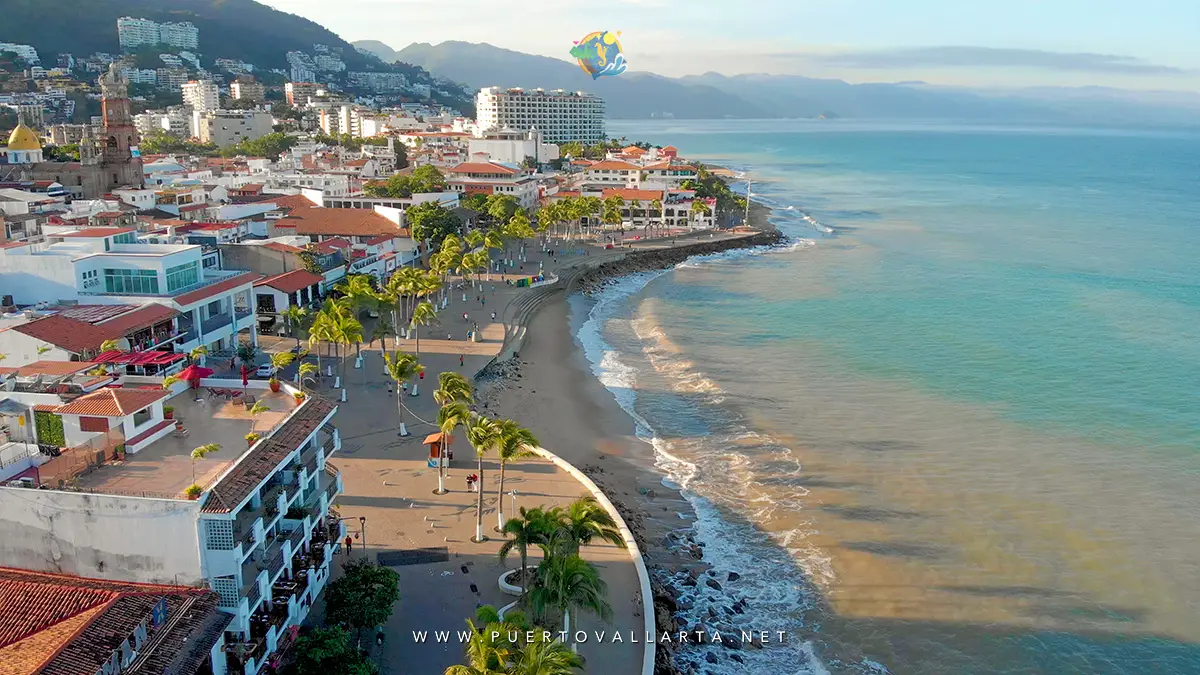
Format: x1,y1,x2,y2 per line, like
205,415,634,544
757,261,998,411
93,350,187,366
0,399,30,414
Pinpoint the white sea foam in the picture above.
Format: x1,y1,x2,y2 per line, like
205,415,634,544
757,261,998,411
575,240,834,674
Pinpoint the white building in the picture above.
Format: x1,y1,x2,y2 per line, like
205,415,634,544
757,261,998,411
196,110,274,148
120,67,157,86
475,86,605,144
0,369,344,675
231,79,266,102
0,228,259,355
347,71,407,93
285,82,321,107
182,80,219,114
468,127,559,166
446,160,541,211
134,105,193,138
0,42,40,64
118,16,199,50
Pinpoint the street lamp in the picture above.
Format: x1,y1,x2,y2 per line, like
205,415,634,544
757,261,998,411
359,516,367,556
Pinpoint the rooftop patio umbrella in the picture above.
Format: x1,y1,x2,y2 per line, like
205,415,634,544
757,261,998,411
177,364,214,389
241,364,249,393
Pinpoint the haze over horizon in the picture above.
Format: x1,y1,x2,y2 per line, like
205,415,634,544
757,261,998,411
261,0,1199,92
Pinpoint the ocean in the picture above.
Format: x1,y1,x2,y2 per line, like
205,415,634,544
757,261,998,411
579,120,1200,674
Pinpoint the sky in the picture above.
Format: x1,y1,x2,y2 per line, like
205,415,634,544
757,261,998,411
261,0,1200,91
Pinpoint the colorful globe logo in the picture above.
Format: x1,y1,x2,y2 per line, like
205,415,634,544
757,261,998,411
569,31,628,80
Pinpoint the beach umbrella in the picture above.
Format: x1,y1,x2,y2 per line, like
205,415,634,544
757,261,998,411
177,364,213,389
240,365,249,392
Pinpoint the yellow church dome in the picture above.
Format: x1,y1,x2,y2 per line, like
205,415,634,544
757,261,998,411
6,122,41,151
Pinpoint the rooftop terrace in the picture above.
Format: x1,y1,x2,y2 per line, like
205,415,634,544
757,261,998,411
71,389,294,500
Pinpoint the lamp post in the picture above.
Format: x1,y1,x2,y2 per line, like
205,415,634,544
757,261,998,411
358,516,367,557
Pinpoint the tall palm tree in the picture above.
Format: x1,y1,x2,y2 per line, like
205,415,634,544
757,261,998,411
601,196,623,233
280,305,309,350
369,318,392,353
409,300,437,362
189,345,208,365
435,401,470,495
306,312,332,377
297,362,319,393
383,351,422,436
498,507,553,599
529,554,612,652
464,413,502,543
649,197,663,238
444,607,523,675
494,420,538,531
189,443,221,484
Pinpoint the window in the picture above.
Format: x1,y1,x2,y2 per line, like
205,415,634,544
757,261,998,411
104,268,158,294
165,261,199,292
113,232,137,244
132,407,152,428
80,269,100,289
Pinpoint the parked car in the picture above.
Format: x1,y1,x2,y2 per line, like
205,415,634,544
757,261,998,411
254,364,277,378
367,309,380,319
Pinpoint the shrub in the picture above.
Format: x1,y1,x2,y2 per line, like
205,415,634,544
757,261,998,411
185,484,203,499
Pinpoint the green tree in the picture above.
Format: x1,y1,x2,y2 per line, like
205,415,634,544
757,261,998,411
280,305,310,350
293,626,377,675
383,351,422,437
465,414,502,543
601,195,623,230
461,192,488,212
512,635,584,674
484,194,519,223
529,555,612,651
558,141,584,158
325,558,401,645
408,202,463,247
498,507,555,599
494,420,538,531
409,300,438,361
410,164,447,192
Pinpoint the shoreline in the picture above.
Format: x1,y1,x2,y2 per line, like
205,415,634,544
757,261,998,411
479,204,783,674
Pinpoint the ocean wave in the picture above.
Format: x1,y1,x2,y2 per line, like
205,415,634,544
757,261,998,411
575,252,835,674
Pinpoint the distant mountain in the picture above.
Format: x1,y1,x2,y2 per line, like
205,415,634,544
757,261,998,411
390,41,770,119
1,0,375,72
354,40,402,64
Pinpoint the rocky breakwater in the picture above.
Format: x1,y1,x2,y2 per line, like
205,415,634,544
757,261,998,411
575,230,786,296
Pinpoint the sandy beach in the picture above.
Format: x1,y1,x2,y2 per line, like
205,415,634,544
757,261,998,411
479,202,782,673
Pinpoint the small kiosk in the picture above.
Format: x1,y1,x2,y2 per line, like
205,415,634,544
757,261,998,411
423,432,453,468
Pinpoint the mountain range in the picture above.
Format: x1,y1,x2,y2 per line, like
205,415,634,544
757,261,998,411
359,40,1200,126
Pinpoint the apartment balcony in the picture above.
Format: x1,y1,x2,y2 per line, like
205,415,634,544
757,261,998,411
79,268,252,299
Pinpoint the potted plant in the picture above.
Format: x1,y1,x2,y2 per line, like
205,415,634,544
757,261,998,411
245,432,261,446
267,352,295,393
163,405,175,420
293,391,306,404
185,483,203,500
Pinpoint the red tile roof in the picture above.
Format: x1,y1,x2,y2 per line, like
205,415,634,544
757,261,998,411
267,194,320,211
11,316,119,355
94,303,179,336
364,234,393,245
586,160,639,171
601,188,666,201
55,305,138,324
174,271,260,306
254,269,324,293
0,361,99,378
622,145,646,154
54,387,170,417
284,208,407,239
55,228,134,239
449,162,519,175
177,203,208,213
261,241,303,254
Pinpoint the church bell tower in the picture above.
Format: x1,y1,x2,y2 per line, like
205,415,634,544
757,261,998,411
99,64,144,189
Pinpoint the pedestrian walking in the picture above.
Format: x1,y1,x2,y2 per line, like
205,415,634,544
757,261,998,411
344,535,353,555
463,311,469,322
459,353,465,367
490,311,496,321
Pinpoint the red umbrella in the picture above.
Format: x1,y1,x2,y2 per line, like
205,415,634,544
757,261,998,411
241,365,249,388
177,364,214,389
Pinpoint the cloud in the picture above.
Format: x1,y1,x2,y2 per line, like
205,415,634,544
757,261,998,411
797,46,1190,75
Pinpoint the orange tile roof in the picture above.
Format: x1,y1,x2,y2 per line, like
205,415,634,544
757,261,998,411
267,194,320,211
449,162,519,175
586,160,639,171
261,241,303,254
661,145,679,151
364,234,394,245
54,387,170,417
602,188,666,201
285,208,408,238
0,361,98,378
622,145,646,154
642,161,697,171
174,271,260,306
254,269,324,293
94,303,179,336
11,316,119,355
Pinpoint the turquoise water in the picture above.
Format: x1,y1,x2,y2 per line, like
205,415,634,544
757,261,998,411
591,120,1200,673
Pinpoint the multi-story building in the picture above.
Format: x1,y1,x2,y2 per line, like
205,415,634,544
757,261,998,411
133,105,193,139
216,58,254,75
120,67,158,86
581,159,642,187
0,41,40,64
118,17,199,50
182,80,220,113
475,86,605,143
46,122,92,145
156,67,189,91
0,227,259,355
347,71,407,93
231,78,266,103
468,127,559,165
196,110,274,148
0,365,344,675
446,160,541,211
285,82,320,107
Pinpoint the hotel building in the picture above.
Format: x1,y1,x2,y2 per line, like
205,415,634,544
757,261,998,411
475,87,605,144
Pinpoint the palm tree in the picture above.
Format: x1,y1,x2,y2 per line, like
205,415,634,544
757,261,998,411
498,507,554,599
297,362,319,393
306,311,333,380
189,443,221,484
409,300,437,362
559,496,625,555
369,318,392,353
383,351,422,436
435,401,470,495
529,554,612,652
601,196,623,233
464,413,502,543
330,313,363,398
512,635,584,674
280,305,309,350
444,607,521,675
189,345,208,365
649,197,663,238
629,198,642,234
494,420,538,531
691,199,711,230
99,339,121,354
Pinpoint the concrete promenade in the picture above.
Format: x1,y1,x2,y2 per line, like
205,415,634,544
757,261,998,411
269,229,757,673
